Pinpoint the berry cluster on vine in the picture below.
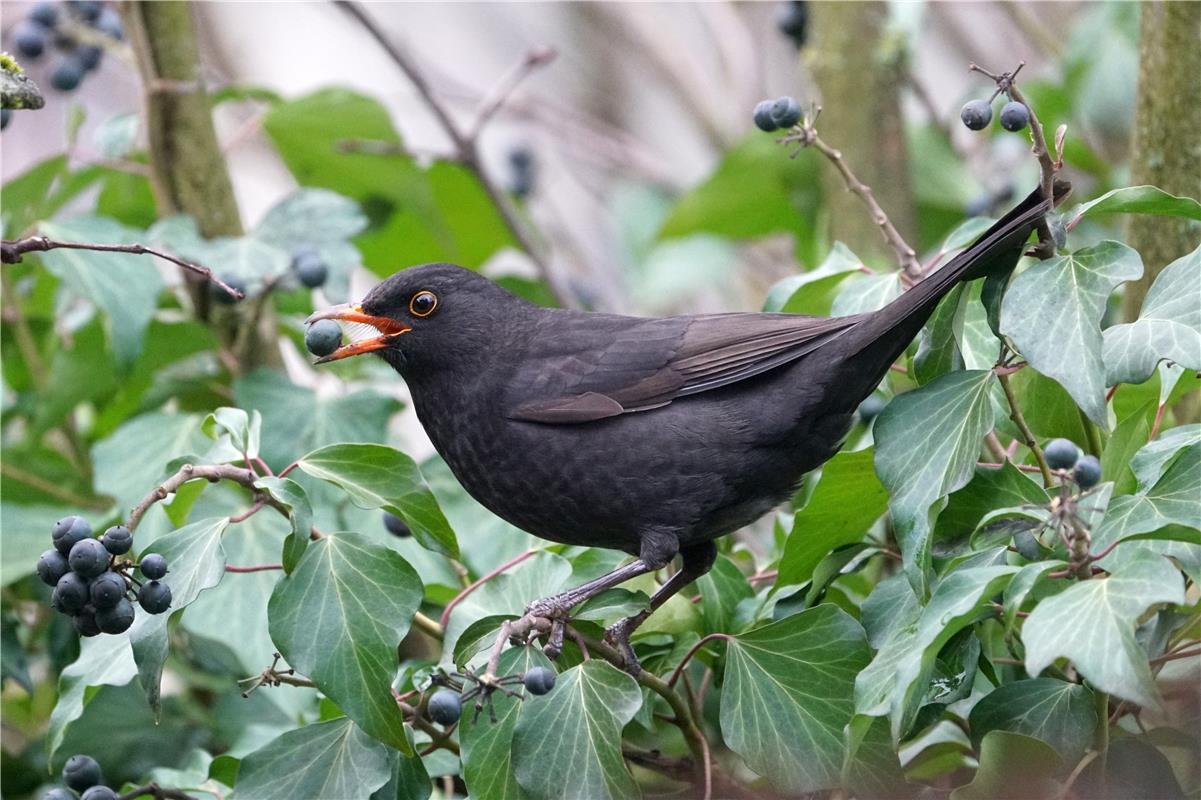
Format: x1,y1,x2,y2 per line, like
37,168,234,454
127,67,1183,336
37,516,171,637
42,753,119,800
9,1,123,95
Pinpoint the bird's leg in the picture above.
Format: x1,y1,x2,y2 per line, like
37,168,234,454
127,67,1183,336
520,558,657,657
605,541,717,676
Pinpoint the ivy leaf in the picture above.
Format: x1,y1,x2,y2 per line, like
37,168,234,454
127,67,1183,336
1103,244,1201,386
765,242,863,315
721,605,870,793
1092,442,1201,551
777,448,889,589
913,284,969,385
460,646,551,800
254,476,314,572
832,272,904,316
1022,548,1185,709
47,634,138,764
696,555,754,634
202,407,262,461
1131,425,1200,492
268,533,423,753
91,411,207,512
968,678,1097,764
1000,241,1143,426
297,443,458,559
131,516,230,711
949,731,1062,800
1068,185,1201,227
39,217,164,364
255,188,368,246
512,660,643,800
873,370,997,596
855,566,1018,741
232,717,393,800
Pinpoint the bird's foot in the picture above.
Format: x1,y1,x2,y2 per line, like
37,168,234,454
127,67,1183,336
604,618,643,677
452,668,524,723
518,596,575,659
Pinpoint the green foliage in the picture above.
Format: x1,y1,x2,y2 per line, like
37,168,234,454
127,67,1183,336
4,33,1199,800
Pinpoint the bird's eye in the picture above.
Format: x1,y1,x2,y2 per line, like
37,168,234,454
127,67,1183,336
409,290,438,317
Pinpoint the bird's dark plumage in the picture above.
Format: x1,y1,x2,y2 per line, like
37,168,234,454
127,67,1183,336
312,182,1061,671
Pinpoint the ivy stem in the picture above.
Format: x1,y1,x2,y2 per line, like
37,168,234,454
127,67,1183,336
997,371,1054,487
1094,689,1110,798
411,611,444,640
440,549,536,629
1078,408,1104,457
667,632,733,688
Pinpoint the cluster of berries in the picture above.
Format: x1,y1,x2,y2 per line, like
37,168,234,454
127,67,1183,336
212,246,330,307
425,667,558,726
42,753,118,800
960,96,1030,133
10,1,123,93
1044,438,1102,489
752,95,803,133
36,516,172,637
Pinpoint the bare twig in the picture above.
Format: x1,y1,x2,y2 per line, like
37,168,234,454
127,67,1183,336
126,463,287,531
224,563,283,573
667,633,733,688
440,549,536,629
780,110,922,279
997,371,1054,487
412,611,444,640
1,236,244,300
334,1,574,308
467,46,558,141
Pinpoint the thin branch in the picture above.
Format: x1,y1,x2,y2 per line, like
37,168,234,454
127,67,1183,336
1149,646,1201,665
440,549,536,628
466,46,557,141
997,371,1055,487
779,112,921,279
1,236,244,300
667,632,733,689
334,1,575,308
126,463,286,531
0,462,110,510
224,563,283,573
412,611,444,640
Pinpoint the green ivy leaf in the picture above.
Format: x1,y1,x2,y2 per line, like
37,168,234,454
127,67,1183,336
255,188,368,246
968,678,1097,764
777,448,889,589
912,284,968,385
39,217,165,364
47,634,138,764
696,554,754,634
765,242,863,315
202,407,262,461
1093,442,1201,551
91,411,207,512
1103,244,1201,386
856,566,1018,740
233,717,393,800
721,605,870,793
1022,548,1184,709
832,272,904,316
1068,185,1201,227
949,731,1062,800
297,443,458,559
255,476,314,572
873,370,997,596
460,645,552,800
1131,425,1200,492
1000,241,1143,426
268,533,423,752
512,660,643,800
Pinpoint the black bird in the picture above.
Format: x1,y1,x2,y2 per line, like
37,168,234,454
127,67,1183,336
309,183,1063,672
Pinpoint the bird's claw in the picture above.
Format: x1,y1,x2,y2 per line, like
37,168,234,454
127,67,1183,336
604,619,642,677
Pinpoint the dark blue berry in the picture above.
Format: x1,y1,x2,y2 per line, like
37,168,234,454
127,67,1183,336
77,44,103,72
139,553,167,580
13,20,48,58
292,247,328,288
73,608,100,637
53,516,92,555
68,539,109,578
29,2,59,27
52,572,90,614
960,99,993,131
96,8,123,40
50,56,86,92
89,572,127,610
753,100,778,132
508,147,536,199
523,666,556,695
999,101,1030,132
138,581,172,614
383,512,411,538
37,549,71,586
69,1,102,23
100,525,132,555
63,755,103,791
857,394,887,424
1044,439,1080,471
769,96,802,129
305,319,342,358
211,272,246,304
776,1,808,48
427,689,462,725
95,597,135,634
1072,455,1102,489
81,788,119,800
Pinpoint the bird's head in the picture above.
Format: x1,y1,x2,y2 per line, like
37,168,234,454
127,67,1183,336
306,263,523,375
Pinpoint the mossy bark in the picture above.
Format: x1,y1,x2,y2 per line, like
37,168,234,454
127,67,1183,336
808,1,915,269
1124,1,1201,321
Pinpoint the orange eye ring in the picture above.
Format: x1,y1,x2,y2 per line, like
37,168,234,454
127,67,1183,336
409,290,438,317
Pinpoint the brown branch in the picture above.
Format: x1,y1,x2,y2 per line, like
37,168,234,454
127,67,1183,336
1,236,244,300
997,371,1055,487
125,463,286,531
440,549,536,628
224,563,283,573
780,111,921,279
1149,646,1201,665
667,633,733,689
334,1,575,308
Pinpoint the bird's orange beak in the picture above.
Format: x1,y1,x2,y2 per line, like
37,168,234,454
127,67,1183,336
305,304,411,363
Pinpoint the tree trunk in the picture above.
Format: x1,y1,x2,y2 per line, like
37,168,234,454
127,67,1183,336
808,1,915,268
1124,1,1201,321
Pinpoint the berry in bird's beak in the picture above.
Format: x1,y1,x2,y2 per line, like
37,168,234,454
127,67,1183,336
304,303,411,363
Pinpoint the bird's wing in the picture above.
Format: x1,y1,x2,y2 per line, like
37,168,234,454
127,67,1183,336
506,312,859,423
